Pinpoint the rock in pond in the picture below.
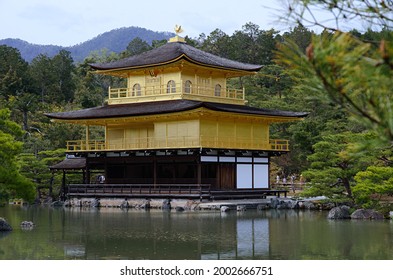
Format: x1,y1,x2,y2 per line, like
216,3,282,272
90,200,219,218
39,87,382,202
327,206,351,219
20,221,35,230
139,200,151,209
51,200,64,207
270,197,279,209
351,209,384,220
91,198,100,207
220,206,230,212
175,206,185,212
257,204,268,211
120,200,129,209
162,199,171,210
0,217,12,231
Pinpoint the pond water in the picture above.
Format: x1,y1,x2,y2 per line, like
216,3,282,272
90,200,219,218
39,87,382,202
1,205,393,260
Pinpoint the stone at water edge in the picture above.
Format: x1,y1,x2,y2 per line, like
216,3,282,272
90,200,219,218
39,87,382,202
351,209,384,220
120,200,129,209
220,206,230,212
0,217,13,231
175,206,185,212
162,199,171,210
269,197,279,209
327,206,351,219
257,204,268,211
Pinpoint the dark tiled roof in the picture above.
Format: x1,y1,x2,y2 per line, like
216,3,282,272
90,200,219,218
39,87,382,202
50,158,86,170
45,100,308,120
90,42,262,72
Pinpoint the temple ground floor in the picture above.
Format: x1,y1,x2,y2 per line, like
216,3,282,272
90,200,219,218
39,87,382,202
51,148,287,200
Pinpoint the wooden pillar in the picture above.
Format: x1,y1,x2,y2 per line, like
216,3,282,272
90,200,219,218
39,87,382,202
105,126,108,149
86,125,90,150
104,160,108,184
85,168,90,184
197,156,202,186
82,169,86,184
153,154,157,188
218,163,221,190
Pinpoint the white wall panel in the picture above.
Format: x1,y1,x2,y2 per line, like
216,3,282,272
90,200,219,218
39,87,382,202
237,164,252,188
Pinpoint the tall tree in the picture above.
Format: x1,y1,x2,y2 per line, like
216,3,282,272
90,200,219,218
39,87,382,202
0,108,35,202
200,28,232,58
29,50,76,104
9,92,39,131
52,50,76,103
0,45,29,102
282,24,314,53
29,54,56,104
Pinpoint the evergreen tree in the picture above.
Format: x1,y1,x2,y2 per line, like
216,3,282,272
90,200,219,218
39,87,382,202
354,166,393,208
301,132,374,200
52,50,76,103
0,108,35,202
0,45,29,102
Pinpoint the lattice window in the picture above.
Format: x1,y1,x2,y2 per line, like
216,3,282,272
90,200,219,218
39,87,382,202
167,80,176,93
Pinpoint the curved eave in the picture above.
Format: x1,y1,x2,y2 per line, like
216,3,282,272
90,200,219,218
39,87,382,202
45,110,306,127
92,54,261,77
45,100,308,126
202,104,308,122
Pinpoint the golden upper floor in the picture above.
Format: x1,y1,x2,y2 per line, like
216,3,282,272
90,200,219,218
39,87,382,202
108,76,245,105
90,38,262,105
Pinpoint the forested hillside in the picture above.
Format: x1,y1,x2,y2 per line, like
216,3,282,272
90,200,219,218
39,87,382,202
0,26,173,62
0,20,392,209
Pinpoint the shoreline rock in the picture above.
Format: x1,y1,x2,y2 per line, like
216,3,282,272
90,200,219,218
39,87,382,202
161,199,171,210
351,209,384,220
220,206,230,212
327,206,351,219
0,217,13,231
46,197,391,220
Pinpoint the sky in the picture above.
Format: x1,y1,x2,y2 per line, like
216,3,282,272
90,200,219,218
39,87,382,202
0,0,290,46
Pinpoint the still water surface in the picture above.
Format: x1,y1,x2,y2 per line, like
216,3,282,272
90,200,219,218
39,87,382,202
1,205,393,260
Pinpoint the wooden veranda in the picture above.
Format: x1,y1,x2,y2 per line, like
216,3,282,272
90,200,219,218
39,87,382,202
64,183,288,201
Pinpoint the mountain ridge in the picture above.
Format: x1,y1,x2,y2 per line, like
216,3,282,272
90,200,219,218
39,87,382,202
0,26,174,62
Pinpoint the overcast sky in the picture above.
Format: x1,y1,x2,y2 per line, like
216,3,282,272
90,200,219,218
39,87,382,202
0,0,293,46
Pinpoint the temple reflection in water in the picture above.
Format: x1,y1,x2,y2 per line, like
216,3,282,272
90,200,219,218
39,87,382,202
60,208,272,260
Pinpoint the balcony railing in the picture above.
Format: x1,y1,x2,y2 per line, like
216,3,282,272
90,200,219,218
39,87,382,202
66,137,289,152
66,140,106,151
108,82,245,104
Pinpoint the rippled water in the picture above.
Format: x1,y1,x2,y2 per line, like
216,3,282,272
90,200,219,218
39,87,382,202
1,205,393,260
